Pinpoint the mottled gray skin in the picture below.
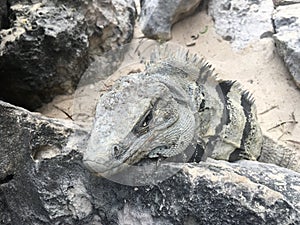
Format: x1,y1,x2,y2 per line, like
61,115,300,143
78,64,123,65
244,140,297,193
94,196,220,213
83,47,300,176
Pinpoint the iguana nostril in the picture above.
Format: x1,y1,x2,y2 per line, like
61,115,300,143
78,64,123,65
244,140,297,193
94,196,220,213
113,145,121,158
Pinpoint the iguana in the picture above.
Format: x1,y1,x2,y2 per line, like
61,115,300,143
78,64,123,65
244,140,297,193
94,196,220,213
83,45,300,177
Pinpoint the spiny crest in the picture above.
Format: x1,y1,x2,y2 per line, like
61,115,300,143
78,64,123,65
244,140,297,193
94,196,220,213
232,80,256,105
241,90,256,105
147,44,218,83
219,79,256,105
146,43,256,106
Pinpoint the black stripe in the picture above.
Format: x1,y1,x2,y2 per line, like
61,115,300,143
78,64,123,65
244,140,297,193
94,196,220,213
229,91,253,161
187,143,205,163
204,80,234,159
228,148,243,162
219,80,235,125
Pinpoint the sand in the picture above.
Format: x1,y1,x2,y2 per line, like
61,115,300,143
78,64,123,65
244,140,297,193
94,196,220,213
38,6,300,150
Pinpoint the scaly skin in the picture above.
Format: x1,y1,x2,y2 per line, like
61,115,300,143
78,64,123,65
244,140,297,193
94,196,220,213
83,46,299,176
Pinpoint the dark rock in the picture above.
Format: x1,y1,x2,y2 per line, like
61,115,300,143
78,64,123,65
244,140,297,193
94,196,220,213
0,0,8,29
208,0,274,49
273,0,300,6
0,0,136,110
0,100,299,224
0,2,89,110
273,4,300,88
139,0,202,40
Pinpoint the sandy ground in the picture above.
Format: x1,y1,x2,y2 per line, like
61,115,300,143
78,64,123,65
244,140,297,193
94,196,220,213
38,6,300,150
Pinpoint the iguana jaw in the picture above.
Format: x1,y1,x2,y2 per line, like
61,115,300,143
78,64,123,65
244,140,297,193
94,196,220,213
83,158,129,176
83,109,182,177
83,143,170,177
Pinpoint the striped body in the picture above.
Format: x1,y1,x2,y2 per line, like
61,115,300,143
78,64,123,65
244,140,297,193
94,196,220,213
145,49,263,162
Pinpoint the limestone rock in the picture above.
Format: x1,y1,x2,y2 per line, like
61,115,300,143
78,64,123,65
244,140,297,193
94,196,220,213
0,100,88,224
273,4,300,88
208,0,274,49
82,0,136,55
0,0,136,110
139,0,202,40
0,100,86,181
0,101,299,224
273,0,300,6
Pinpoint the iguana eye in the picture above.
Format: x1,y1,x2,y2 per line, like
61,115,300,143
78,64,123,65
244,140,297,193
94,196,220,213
133,110,153,135
142,110,153,128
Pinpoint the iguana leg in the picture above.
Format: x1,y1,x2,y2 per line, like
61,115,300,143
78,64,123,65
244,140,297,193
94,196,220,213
258,136,300,173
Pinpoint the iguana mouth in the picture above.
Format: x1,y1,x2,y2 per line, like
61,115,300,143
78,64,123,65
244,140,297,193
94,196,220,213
83,159,130,177
83,159,109,174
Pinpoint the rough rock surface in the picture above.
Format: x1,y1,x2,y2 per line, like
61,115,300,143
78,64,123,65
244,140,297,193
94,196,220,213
273,0,300,5
273,3,300,88
0,2,89,110
0,0,135,110
208,0,274,49
139,0,202,40
1,100,300,224
0,0,8,29
81,0,136,55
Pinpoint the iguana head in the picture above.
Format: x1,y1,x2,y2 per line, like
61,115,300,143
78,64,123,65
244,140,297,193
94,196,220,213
83,73,197,176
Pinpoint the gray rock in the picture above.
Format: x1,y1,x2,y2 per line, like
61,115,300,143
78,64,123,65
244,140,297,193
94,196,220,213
0,100,299,224
273,0,300,6
273,4,300,88
208,0,274,49
0,100,88,224
0,100,86,181
0,0,136,110
139,0,202,40
82,0,136,55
